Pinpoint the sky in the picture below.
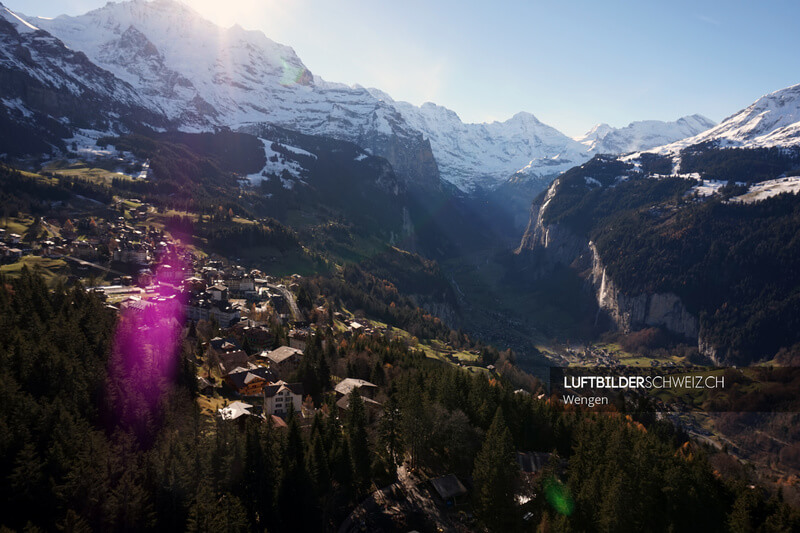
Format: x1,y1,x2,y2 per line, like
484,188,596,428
8,0,800,137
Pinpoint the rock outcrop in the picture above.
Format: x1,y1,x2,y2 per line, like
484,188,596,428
516,178,590,267
589,242,698,339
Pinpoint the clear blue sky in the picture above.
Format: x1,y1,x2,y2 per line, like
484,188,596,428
8,0,800,136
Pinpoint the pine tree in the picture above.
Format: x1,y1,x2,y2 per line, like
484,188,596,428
378,394,402,467
307,433,331,496
346,391,371,494
472,408,518,531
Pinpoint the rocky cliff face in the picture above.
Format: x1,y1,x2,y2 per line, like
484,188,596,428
588,242,698,339
516,178,590,267
517,180,704,345
0,9,167,155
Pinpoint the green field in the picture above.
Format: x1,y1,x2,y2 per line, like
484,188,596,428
43,161,135,186
0,256,69,285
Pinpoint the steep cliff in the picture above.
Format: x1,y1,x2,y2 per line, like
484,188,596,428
588,242,698,339
516,178,590,267
518,180,701,342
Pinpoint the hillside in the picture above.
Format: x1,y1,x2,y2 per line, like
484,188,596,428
516,88,800,363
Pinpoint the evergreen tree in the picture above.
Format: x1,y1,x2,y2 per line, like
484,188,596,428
346,391,371,494
378,394,403,467
472,408,518,531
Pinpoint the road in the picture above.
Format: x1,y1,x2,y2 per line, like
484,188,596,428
62,255,127,277
266,283,301,321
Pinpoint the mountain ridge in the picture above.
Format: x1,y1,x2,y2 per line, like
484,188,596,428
8,0,710,192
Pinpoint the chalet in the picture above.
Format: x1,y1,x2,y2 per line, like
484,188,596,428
263,381,304,417
208,337,241,357
40,240,56,257
334,378,378,399
208,284,228,301
157,263,185,284
232,324,273,353
335,393,381,416
218,401,253,421
184,276,206,293
262,346,303,374
197,376,216,395
430,475,468,506
205,337,249,374
225,366,278,396
218,351,249,375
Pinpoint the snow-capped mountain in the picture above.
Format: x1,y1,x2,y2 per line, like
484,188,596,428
0,2,169,155
4,0,713,192
25,0,594,191
574,122,614,146
19,0,437,185
652,84,800,154
575,115,716,154
370,93,590,191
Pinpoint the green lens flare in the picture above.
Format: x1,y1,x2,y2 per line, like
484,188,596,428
544,477,574,516
280,58,305,86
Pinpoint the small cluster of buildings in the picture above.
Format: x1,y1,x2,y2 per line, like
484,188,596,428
0,229,23,262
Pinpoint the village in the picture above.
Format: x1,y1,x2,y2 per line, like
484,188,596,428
2,197,564,529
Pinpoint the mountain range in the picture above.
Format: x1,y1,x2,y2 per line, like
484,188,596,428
517,81,800,363
4,0,715,192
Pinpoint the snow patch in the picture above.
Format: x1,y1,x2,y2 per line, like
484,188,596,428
690,179,726,197
731,176,800,203
245,137,307,185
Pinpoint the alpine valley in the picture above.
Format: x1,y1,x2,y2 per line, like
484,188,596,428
3,0,800,531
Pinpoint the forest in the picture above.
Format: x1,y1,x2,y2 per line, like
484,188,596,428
534,150,800,363
1,269,798,531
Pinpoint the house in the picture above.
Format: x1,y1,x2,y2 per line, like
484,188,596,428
288,328,309,351
185,296,241,327
207,337,242,357
197,376,216,395
225,366,278,396
430,475,468,506
120,298,154,315
335,393,382,415
206,337,249,374
218,350,250,375
334,378,378,399
263,381,304,417
113,242,148,264
208,284,228,301
71,240,97,260
240,325,274,352
225,276,255,296
263,346,303,374
218,401,253,421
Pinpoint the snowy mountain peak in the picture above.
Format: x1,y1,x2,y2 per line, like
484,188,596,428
507,111,541,124
577,114,716,154
1,3,39,33
4,0,724,192
574,123,613,143
652,83,800,154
